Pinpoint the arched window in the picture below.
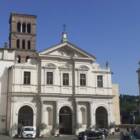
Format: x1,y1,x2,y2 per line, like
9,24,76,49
27,40,31,50
17,55,21,63
47,107,53,125
17,22,21,32
80,107,87,124
17,39,20,49
26,56,30,62
22,40,25,49
27,23,31,33
22,23,26,33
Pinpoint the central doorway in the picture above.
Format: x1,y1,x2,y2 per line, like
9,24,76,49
59,106,72,134
96,106,108,128
18,105,33,134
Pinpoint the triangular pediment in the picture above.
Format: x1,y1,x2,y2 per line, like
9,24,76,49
39,42,96,61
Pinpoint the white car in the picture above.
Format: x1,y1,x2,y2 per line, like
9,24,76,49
21,126,36,138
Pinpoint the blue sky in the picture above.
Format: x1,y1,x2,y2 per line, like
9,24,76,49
0,0,140,95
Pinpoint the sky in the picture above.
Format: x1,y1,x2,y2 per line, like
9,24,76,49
0,0,140,95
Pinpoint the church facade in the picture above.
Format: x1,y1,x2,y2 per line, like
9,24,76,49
0,13,120,137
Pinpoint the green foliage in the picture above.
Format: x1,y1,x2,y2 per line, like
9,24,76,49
55,123,60,129
76,123,82,129
135,117,140,124
39,123,47,130
109,122,116,128
120,95,139,113
120,94,140,124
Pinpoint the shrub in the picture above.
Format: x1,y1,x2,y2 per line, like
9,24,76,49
39,123,47,130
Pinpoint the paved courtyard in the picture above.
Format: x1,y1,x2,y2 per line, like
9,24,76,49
0,134,120,140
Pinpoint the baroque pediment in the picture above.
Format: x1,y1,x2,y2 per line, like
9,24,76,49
39,42,96,61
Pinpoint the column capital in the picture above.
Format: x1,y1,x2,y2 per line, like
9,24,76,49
88,101,93,104
76,101,79,104
55,101,59,106
89,101,94,108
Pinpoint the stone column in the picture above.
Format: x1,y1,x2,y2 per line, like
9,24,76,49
41,102,44,123
108,101,114,126
89,102,95,129
72,99,77,134
10,99,18,137
40,102,45,136
76,102,80,135
55,101,59,136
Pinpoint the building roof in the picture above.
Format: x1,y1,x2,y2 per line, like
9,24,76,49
39,41,96,61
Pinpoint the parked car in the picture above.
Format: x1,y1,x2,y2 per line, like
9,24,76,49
20,126,36,138
130,126,140,140
130,134,140,140
78,130,105,140
96,128,109,137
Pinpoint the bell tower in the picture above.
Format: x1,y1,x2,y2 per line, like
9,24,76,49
9,13,37,63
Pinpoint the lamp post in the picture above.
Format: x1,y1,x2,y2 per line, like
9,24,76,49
70,54,77,134
136,62,140,114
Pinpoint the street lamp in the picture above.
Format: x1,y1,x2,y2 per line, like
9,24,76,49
136,62,140,114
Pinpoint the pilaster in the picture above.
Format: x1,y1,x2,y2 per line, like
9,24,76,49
90,102,95,128
54,101,59,136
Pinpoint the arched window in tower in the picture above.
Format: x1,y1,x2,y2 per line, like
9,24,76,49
22,23,26,33
27,23,31,33
16,39,20,49
17,22,21,32
17,55,21,63
27,40,31,50
26,56,30,62
22,40,25,49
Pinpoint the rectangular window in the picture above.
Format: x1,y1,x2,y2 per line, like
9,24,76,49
80,74,86,86
24,71,31,85
63,73,69,86
97,75,103,88
47,72,53,85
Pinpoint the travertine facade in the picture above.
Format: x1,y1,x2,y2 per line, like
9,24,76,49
0,13,120,137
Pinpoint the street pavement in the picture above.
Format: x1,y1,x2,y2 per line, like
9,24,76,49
0,134,120,140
